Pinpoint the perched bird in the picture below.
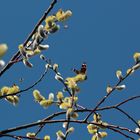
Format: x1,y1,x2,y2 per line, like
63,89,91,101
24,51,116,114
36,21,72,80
65,63,87,92
71,63,87,83
72,63,87,75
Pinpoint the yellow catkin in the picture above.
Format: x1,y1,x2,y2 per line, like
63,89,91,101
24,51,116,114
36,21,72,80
44,135,50,140
40,99,53,108
56,92,64,100
0,44,8,57
33,90,45,102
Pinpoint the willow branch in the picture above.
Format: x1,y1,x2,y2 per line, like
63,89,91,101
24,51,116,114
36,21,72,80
64,90,75,140
84,67,136,121
34,95,140,137
115,95,140,107
0,0,58,77
34,110,67,137
115,107,139,128
0,119,139,139
1,90,137,137
96,95,140,111
0,67,49,99
1,134,44,140
108,127,134,140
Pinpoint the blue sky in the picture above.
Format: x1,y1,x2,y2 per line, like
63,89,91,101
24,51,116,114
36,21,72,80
0,0,140,139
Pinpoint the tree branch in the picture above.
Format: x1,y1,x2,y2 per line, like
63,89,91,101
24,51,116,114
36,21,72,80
0,119,139,139
1,134,44,140
0,67,49,99
84,67,136,121
0,0,58,77
115,107,139,128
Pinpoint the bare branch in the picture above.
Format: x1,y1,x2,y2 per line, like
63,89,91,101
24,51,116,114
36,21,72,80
108,127,135,140
115,107,139,128
97,95,140,111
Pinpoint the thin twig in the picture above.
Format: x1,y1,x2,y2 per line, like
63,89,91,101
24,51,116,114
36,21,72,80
108,127,135,140
115,107,139,128
84,67,135,121
96,95,140,111
1,134,44,140
116,95,140,107
0,68,49,99
35,111,66,137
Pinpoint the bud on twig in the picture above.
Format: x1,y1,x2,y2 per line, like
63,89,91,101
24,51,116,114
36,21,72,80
23,58,33,68
132,63,140,70
55,73,63,82
115,85,126,90
116,70,123,80
0,60,5,69
106,85,113,94
38,44,49,50
40,54,46,60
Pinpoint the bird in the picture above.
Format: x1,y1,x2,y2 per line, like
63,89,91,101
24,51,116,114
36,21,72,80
72,63,87,75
